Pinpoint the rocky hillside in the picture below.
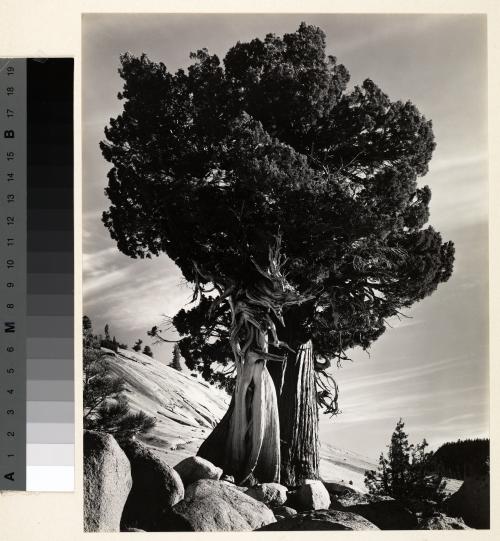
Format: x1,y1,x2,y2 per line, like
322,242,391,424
103,348,230,466
320,444,378,493
103,348,377,486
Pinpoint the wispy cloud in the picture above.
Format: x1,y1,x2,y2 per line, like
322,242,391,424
83,246,120,277
428,152,488,176
330,15,446,56
337,355,467,394
84,265,131,297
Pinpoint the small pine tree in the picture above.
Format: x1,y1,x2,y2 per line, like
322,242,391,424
143,345,153,357
365,419,445,503
388,418,413,499
83,346,156,442
95,395,156,441
100,324,120,351
132,339,143,352
83,315,93,347
83,315,92,332
83,347,127,422
170,344,182,371
83,315,100,349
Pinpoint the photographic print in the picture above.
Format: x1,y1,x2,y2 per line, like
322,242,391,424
82,13,489,532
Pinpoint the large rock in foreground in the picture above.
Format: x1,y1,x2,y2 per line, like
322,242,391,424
324,481,361,503
84,431,132,532
172,479,276,531
174,456,222,486
417,513,471,530
445,469,489,528
290,480,331,511
120,440,184,531
345,499,418,530
246,482,288,506
273,506,298,520
329,487,418,530
257,510,379,531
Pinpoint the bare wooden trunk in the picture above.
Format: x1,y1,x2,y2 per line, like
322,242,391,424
277,340,320,487
200,340,320,486
197,348,280,484
195,236,320,486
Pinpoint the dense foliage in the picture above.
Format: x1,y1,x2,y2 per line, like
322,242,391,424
365,419,445,503
101,23,454,394
431,438,489,479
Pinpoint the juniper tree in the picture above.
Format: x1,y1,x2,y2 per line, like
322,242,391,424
143,345,153,358
133,339,143,352
101,23,454,485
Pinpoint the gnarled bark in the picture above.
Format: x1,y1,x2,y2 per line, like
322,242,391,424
200,339,320,487
278,340,320,487
197,238,313,485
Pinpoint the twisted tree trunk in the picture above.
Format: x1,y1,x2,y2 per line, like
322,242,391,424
199,339,320,487
197,239,317,485
227,349,280,483
198,333,280,484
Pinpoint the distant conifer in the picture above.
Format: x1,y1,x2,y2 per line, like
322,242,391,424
170,344,183,371
365,418,445,503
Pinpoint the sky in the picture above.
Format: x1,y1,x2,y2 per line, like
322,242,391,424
82,14,488,460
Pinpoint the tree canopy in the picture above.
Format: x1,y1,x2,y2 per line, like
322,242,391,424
431,438,489,479
102,22,454,403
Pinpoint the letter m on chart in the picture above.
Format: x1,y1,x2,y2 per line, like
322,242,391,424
4,321,15,333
